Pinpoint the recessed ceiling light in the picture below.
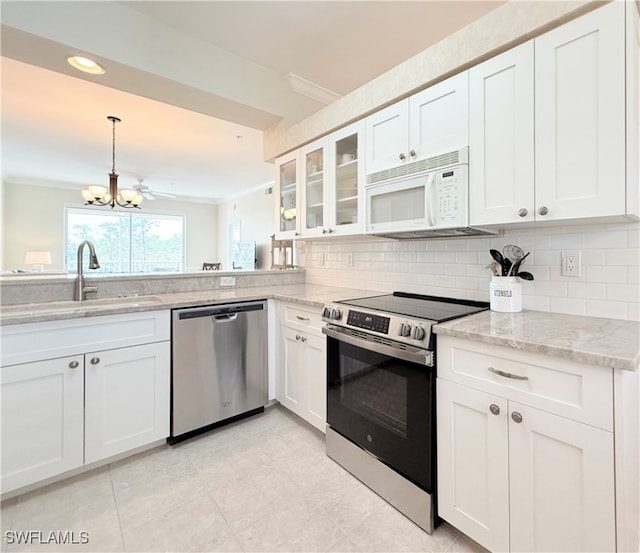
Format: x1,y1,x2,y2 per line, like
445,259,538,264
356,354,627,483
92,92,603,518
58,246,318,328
67,56,105,75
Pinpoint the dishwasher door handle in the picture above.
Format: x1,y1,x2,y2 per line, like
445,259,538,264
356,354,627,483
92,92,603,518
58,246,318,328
176,301,266,320
213,313,238,322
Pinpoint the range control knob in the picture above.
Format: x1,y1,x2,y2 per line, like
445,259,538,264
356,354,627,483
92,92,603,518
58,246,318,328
398,323,412,337
322,307,332,319
411,326,426,340
329,308,342,320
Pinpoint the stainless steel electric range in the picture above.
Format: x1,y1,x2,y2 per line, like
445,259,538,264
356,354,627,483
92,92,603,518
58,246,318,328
321,292,489,533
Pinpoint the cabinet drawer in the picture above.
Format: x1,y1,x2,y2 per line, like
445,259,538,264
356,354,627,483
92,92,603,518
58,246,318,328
0,310,170,367
280,303,323,334
438,336,613,431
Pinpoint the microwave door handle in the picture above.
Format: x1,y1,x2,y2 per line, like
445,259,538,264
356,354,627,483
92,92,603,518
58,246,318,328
426,173,436,227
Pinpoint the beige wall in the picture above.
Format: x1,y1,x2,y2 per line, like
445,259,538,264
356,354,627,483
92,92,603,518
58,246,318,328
1,181,218,272
217,185,275,270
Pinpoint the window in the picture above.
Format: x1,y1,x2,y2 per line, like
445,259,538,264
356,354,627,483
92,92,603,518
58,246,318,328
66,207,185,273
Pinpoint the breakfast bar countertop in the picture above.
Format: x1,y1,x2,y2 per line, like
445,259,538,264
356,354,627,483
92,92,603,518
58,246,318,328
434,309,640,371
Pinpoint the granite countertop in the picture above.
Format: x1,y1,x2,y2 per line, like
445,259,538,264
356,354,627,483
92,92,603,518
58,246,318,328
0,284,366,326
435,310,640,371
2,287,638,371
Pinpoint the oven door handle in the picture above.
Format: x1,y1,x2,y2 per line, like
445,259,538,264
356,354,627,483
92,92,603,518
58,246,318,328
322,325,434,367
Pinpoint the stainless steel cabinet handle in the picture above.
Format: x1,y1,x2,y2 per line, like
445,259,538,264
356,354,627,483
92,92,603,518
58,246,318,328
90,357,100,365
409,149,416,157
489,404,500,416
511,411,523,424
518,208,528,217
296,316,310,322
538,206,549,216
488,367,529,381
68,360,79,369
399,152,406,160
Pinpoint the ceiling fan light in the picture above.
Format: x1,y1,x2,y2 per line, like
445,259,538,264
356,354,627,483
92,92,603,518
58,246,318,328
120,188,138,202
132,194,144,207
88,185,107,199
67,56,105,75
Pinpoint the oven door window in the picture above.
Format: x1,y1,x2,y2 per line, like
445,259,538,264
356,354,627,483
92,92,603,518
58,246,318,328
326,336,433,492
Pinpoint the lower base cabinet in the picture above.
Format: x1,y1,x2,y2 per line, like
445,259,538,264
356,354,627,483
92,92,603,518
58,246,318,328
1,311,171,494
436,335,621,553
437,379,615,553
276,302,326,432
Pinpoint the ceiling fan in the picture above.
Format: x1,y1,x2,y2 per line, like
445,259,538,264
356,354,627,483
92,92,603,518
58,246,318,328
133,179,177,200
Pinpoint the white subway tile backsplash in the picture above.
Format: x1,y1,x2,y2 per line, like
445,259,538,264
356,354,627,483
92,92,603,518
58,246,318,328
585,299,628,320
550,297,587,316
568,282,606,300
304,221,640,320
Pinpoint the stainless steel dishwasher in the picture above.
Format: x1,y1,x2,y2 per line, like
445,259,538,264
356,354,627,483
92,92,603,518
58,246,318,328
170,300,268,442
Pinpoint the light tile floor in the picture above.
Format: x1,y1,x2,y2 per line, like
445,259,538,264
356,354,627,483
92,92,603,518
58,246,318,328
1,406,487,553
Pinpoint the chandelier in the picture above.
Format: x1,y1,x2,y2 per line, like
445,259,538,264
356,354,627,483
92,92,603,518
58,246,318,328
81,116,143,208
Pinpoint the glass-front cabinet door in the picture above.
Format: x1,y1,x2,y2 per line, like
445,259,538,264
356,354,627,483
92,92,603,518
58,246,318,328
274,150,300,239
300,139,329,238
329,121,364,235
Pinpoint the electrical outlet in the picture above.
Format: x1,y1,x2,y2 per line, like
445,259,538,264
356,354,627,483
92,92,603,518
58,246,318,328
562,250,581,277
220,276,236,287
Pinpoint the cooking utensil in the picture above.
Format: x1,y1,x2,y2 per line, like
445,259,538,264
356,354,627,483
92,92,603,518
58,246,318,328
516,271,534,280
510,251,530,276
503,244,524,264
485,262,500,276
489,249,512,276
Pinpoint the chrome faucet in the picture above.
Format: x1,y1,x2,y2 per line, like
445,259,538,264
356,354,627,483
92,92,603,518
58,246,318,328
75,240,100,301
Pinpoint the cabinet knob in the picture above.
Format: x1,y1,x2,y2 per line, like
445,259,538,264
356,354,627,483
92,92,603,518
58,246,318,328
90,357,100,365
511,411,523,424
68,360,79,369
294,232,300,237
518,208,528,218
538,206,549,216
409,149,416,157
322,228,328,234
489,404,500,416
399,152,406,161
300,336,307,343
295,335,301,341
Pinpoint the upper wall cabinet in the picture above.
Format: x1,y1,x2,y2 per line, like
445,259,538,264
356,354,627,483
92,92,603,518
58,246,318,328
469,42,535,225
470,2,635,226
534,1,626,221
274,121,365,239
274,150,302,240
365,72,469,175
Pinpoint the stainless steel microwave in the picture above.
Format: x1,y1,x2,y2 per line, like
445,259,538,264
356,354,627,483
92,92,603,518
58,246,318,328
364,147,494,239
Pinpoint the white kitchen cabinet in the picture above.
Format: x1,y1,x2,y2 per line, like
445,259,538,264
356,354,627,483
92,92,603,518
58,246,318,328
469,42,535,226
437,336,619,553
535,1,626,222
300,137,330,238
274,150,301,239
328,121,365,236
84,342,170,464
365,72,469,175
1,355,84,493
0,310,170,494
276,302,326,432
275,122,365,239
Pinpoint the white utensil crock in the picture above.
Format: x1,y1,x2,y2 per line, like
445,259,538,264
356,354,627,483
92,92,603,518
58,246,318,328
490,276,523,312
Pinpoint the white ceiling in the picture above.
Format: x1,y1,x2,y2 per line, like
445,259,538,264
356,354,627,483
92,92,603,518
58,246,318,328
1,1,504,203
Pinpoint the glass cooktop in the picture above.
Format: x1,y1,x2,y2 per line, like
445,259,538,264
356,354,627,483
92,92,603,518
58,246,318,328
337,292,489,323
